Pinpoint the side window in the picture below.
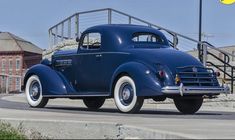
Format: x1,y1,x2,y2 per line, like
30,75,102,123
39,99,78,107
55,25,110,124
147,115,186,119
132,32,165,44
81,33,101,50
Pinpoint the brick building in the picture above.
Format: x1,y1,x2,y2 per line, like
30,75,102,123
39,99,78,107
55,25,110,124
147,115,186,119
0,32,42,92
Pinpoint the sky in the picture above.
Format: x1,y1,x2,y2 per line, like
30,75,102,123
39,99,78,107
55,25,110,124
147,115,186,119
0,0,234,50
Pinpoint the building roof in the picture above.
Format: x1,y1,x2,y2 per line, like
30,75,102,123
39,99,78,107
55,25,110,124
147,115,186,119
217,45,235,50
187,45,235,53
0,32,42,54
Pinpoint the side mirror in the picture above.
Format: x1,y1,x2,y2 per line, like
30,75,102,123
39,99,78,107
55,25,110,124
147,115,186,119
76,37,80,42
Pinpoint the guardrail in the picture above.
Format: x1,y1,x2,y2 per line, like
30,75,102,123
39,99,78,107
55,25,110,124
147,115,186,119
0,74,22,94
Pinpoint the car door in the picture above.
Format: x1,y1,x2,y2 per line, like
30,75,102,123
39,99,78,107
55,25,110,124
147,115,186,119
75,32,106,94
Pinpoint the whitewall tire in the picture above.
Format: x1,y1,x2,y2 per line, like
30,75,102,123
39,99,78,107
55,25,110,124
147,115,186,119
114,76,144,113
25,75,48,108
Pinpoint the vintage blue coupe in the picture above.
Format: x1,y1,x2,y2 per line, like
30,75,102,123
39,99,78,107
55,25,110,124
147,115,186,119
24,24,229,114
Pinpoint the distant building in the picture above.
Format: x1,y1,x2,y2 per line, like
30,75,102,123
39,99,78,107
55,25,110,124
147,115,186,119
0,32,42,92
187,45,235,66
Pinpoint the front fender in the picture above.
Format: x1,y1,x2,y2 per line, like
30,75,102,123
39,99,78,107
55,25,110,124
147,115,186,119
110,62,163,97
24,64,74,96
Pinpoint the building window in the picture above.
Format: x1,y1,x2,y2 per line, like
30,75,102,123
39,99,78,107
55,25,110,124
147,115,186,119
1,76,5,85
16,59,21,70
1,59,6,72
9,77,12,89
232,51,235,61
16,77,20,91
9,59,13,71
1,76,6,89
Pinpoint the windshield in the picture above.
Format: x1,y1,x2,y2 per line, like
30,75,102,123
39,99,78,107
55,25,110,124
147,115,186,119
132,32,169,48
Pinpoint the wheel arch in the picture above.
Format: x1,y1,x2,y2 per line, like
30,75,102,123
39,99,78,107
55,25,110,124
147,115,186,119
23,64,74,96
110,61,162,97
23,72,37,90
111,72,130,97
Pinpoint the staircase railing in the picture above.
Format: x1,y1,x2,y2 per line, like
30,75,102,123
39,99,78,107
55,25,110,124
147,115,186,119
48,8,235,93
202,41,235,93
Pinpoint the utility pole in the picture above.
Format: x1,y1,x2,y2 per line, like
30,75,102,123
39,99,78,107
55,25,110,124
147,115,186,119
199,0,202,43
198,0,203,62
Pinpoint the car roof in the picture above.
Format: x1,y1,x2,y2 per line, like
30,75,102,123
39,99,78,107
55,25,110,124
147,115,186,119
84,24,164,35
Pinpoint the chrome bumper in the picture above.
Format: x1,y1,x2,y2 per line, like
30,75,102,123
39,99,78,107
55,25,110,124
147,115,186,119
162,83,230,96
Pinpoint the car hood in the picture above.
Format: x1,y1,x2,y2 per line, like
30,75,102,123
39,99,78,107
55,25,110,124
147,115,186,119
131,48,203,73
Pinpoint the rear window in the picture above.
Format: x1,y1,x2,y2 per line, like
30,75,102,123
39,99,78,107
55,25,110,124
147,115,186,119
132,32,165,44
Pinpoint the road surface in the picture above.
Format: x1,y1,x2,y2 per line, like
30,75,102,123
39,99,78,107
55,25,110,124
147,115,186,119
1,94,235,139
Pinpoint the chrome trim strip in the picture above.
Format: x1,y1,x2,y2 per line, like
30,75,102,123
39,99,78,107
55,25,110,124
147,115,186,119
162,85,230,95
54,52,130,57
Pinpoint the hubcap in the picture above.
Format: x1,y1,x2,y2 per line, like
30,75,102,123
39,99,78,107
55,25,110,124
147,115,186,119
32,86,39,96
119,82,134,106
122,88,131,100
29,80,40,101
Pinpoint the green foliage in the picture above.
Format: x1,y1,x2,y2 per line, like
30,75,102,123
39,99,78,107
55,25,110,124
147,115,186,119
0,121,26,139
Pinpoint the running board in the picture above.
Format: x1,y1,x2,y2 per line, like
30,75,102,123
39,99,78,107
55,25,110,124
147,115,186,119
43,92,110,98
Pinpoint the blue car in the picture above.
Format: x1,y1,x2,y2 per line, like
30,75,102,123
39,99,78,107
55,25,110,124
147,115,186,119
24,24,229,114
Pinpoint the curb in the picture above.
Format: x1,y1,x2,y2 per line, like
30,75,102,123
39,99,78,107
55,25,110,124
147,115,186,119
1,118,195,139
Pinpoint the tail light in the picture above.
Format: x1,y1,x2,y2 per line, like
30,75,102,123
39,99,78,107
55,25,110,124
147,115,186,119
215,71,221,77
175,74,181,85
158,70,165,79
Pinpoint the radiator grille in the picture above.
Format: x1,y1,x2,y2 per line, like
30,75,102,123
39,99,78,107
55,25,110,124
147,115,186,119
176,66,219,86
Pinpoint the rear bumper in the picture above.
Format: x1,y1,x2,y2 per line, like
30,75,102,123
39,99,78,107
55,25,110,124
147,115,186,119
162,83,230,96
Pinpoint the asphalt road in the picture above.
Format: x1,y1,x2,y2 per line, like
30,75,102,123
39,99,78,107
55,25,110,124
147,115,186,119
0,94,234,120
1,94,235,138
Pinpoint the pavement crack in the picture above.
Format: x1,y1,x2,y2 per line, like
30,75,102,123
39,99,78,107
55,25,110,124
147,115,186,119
116,123,123,139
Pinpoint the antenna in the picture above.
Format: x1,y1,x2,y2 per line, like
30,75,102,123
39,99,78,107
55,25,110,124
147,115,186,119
201,32,215,41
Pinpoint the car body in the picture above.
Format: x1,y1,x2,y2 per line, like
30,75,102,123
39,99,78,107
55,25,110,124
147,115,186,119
24,24,230,114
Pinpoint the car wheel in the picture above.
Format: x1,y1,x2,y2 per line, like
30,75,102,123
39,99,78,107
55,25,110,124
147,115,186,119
114,76,144,113
25,75,48,108
83,97,105,110
173,97,203,114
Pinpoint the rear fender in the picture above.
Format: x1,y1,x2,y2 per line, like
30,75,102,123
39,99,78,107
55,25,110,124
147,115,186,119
110,62,162,96
24,64,75,96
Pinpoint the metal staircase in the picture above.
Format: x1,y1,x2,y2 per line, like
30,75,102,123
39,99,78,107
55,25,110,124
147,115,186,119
47,8,235,93
201,42,235,93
